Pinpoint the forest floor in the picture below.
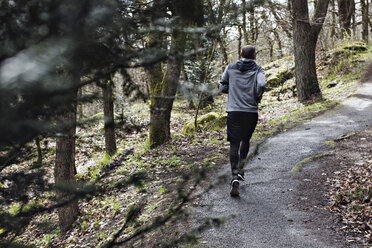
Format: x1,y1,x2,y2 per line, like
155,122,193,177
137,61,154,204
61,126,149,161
1,41,371,247
295,126,372,246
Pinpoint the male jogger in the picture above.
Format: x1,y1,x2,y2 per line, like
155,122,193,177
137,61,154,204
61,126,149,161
218,45,266,197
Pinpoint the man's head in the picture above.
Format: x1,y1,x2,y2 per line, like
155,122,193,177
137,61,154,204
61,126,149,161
241,45,256,60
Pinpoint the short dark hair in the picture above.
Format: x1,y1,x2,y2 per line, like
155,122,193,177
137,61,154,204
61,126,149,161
241,45,255,59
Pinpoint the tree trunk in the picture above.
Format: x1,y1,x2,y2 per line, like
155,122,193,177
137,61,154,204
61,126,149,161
55,90,79,231
181,61,195,109
218,36,228,69
293,23,320,101
147,31,186,148
242,0,249,45
249,7,256,43
361,0,369,43
351,8,356,38
103,80,116,156
77,88,83,119
291,0,330,102
330,0,336,38
35,136,42,166
238,25,242,57
337,0,355,38
273,30,283,58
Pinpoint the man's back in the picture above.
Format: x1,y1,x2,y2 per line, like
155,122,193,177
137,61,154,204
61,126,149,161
219,58,266,113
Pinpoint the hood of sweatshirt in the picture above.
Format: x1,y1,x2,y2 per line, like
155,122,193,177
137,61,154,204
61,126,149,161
236,58,258,72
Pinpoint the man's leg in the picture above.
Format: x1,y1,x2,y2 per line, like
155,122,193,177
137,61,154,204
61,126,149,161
237,140,250,178
230,142,240,178
237,113,258,177
239,140,250,161
227,112,242,197
230,141,240,197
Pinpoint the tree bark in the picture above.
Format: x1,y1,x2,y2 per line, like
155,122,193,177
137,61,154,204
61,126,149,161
181,61,195,109
147,31,186,148
337,0,355,37
249,7,256,43
55,89,79,231
35,136,42,166
242,0,249,45
217,36,228,69
77,88,83,119
238,25,242,57
361,0,369,43
291,0,330,102
103,80,116,156
330,0,336,38
273,30,283,58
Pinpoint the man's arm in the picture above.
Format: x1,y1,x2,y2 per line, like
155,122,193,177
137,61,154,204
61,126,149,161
218,66,229,94
256,69,266,102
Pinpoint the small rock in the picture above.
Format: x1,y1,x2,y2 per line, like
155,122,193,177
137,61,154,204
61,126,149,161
327,81,338,88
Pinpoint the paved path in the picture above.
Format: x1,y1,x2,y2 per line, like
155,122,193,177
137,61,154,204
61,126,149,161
194,81,372,248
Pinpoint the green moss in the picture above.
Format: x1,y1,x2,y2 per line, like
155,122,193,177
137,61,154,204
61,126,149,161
324,140,336,148
182,112,227,135
291,153,331,172
266,66,295,89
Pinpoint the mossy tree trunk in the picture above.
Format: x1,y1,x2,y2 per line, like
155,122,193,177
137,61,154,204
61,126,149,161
55,88,79,232
147,31,186,148
102,79,116,156
291,0,329,102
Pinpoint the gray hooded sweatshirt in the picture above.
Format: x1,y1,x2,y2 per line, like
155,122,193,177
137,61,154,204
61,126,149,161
218,58,266,113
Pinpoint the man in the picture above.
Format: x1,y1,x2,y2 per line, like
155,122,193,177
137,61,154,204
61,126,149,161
219,45,266,197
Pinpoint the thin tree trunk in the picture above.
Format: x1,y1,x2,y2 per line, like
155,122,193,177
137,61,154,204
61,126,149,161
55,89,79,231
35,136,42,166
217,36,228,69
361,0,369,43
238,25,242,57
330,0,336,38
77,88,83,119
103,80,116,156
273,30,283,58
181,61,195,109
352,8,356,38
249,7,255,43
242,0,249,45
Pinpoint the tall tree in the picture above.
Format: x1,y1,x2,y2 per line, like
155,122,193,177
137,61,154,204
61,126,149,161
54,85,79,231
291,0,330,102
361,0,369,43
242,0,249,44
146,0,202,148
102,79,117,156
329,0,337,38
337,0,355,37
147,31,186,148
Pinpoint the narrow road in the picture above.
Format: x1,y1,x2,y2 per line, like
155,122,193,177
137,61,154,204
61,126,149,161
194,81,372,248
